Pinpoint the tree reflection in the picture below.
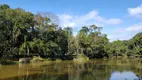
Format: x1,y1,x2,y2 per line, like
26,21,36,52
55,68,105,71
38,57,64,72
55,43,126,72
1,60,142,80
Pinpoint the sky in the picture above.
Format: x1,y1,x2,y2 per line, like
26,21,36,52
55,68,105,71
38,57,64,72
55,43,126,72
0,0,142,41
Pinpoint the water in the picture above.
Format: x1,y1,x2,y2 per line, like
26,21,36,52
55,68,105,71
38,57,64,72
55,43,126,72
0,60,142,80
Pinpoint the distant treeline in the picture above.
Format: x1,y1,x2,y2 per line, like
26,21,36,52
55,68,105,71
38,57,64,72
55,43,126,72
0,4,141,60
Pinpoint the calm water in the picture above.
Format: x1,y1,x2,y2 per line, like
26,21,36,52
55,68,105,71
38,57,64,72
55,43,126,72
0,60,142,80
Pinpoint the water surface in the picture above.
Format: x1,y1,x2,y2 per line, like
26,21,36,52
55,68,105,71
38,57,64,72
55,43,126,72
0,60,142,80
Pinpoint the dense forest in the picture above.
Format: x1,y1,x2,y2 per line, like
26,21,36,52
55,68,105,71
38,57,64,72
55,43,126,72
0,4,141,62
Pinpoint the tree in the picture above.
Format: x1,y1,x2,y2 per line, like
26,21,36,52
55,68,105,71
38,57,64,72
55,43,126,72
0,4,142,61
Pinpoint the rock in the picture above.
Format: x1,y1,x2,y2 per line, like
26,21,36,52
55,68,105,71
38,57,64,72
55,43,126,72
19,58,31,63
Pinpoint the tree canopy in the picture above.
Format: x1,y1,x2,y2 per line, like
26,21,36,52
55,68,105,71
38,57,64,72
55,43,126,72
0,4,141,61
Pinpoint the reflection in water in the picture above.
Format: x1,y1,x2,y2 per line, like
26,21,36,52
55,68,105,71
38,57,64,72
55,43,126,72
0,60,142,80
110,71,139,80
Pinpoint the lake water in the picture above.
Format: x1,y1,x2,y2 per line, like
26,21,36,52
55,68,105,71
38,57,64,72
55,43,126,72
0,60,142,80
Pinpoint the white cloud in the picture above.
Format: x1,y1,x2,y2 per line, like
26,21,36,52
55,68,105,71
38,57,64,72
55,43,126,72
118,23,142,32
108,4,142,41
58,10,122,28
109,23,142,41
108,34,132,42
106,19,122,25
125,23,142,32
128,4,142,18
58,14,76,28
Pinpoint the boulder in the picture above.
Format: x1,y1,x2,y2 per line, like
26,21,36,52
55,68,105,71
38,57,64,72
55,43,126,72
19,58,30,63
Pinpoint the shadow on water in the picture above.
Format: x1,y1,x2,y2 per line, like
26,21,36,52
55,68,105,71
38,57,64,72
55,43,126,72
0,60,142,80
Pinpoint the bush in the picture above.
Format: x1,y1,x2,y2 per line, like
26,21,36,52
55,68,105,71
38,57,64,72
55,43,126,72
0,60,18,65
30,56,46,63
55,59,62,62
73,54,89,62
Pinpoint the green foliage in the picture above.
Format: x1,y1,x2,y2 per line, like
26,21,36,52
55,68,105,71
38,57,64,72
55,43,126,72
127,32,142,56
0,4,142,62
0,4,10,9
30,56,47,63
73,54,89,62
76,25,109,59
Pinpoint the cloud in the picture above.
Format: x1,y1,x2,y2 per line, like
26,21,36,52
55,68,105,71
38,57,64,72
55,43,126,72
106,19,122,25
125,23,142,32
128,4,142,18
117,23,142,32
108,23,142,41
58,10,122,29
58,14,76,28
108,34,132,42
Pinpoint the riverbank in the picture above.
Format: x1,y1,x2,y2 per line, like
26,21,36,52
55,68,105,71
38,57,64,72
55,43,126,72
0,57,141,66
0,60,19,65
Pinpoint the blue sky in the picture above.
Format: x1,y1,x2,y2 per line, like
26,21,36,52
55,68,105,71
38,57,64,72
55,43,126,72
0,0,142,41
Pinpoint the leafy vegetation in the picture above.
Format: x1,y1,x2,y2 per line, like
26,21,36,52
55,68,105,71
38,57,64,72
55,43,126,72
0,4,141,64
